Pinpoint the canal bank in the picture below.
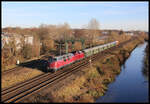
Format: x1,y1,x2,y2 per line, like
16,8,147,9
96,42,148,103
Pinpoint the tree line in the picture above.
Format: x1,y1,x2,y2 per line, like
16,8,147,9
2,18,147,71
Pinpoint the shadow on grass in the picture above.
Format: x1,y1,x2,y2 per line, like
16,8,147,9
17,50,60,73
18,59,49,73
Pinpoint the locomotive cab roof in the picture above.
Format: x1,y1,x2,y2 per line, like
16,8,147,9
49,51,83,61
53,53,74,60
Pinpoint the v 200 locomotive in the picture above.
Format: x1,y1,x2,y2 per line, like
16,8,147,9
47,41,119,72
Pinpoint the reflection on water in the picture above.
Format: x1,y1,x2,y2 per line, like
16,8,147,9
142,61,149,81
96,42,149,103
142,44,149,80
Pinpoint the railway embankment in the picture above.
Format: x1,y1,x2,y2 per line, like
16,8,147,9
21,36,146,103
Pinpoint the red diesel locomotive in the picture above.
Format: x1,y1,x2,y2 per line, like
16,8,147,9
47,51,84,72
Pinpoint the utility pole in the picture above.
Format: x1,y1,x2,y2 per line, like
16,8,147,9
59,40,61,56
65,40,68,54
80,38,85,50
71,39,75,52
90,40,92,68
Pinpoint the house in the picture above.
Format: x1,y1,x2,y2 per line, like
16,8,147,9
99,35,109,40
1,32,34,50
1,32,13,48
24,35,33,45
125,32,134,36
101,31,109,35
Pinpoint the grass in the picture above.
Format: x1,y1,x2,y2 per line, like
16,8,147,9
2,64,17,72
2,68,43,89
53,76,86,100
87,67,100,78
88,90,101,98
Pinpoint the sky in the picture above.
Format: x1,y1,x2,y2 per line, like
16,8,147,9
2,2,149,31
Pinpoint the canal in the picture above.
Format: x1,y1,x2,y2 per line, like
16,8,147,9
96,42,149,103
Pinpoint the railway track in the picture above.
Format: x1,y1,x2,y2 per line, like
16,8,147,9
2,66,23,75
1,37,137,103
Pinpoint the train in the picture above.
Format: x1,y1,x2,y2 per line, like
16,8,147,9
47,41,119,72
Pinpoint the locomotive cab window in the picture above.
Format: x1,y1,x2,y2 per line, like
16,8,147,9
58,57,62,61
48,57,56,63
67,56,70,60
63,56,66,61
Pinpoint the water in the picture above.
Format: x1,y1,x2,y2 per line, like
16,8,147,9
96,42,149,103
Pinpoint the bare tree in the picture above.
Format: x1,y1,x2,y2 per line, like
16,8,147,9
37,24,49,41
36,24,55,55
32,34,41,57
87,18,100,47
83,18,100,48
9,36,17,57
56,22,73,55
84,18,100,67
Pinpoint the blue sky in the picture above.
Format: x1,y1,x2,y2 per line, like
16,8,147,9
2,2,149,31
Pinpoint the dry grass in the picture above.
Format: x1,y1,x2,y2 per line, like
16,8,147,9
2,68,43,89
52,76,86,101
2,64,17,72
122,40,138,52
